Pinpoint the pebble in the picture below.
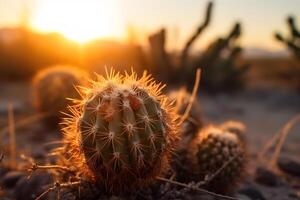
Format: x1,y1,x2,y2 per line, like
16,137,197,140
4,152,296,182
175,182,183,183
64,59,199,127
0,171,25,188
238,185,266,200
14,172,52,200
278,156,300,177
255,167,279,187
0,167,9,177
235,194,252,200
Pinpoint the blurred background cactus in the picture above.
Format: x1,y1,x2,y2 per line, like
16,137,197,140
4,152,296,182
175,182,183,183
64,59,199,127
148,1,250,92
32,65,88,125
192,23,250,91
275,16,300,60
275,16,300,91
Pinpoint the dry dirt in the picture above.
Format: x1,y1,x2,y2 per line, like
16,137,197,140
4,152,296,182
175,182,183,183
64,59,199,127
0,81,300,200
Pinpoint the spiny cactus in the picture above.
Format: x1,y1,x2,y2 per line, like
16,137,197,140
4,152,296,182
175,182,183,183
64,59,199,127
191,125,246,193
275,16,300,60
61,69,178,193
32,65,87,124
220,120,246,145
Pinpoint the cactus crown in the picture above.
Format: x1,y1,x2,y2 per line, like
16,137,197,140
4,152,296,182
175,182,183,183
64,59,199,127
61,69,178,193
220,120,246,144
191,125,246,193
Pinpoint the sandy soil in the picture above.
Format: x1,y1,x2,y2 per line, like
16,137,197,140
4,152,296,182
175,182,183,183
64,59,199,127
0,81,300,200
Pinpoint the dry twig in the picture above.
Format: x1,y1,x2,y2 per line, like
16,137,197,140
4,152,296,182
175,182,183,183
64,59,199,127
198,155,238,187
156,177,237,200
35,181,81,200
268,114,300,168
180,69,201,125
157,155,238,199
0,112,52,136
0,151,3,163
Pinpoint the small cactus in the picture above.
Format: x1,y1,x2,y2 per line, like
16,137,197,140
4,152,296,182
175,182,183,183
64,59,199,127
61,69,178,193
32,65,87,124
191,125,246,193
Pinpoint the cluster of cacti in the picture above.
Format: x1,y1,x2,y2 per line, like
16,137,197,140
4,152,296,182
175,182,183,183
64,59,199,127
190,125,247,193
32,65,87,124
60,69,178,193
147,1,249,91
275,16,300,60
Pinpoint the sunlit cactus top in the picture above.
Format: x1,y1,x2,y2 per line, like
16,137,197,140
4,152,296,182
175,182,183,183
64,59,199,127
61,69,178,193
220,120,246,144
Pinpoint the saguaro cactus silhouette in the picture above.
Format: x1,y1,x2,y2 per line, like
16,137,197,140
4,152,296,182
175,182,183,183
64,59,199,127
197,23,250,91
275,16,300,60
148,1,249,91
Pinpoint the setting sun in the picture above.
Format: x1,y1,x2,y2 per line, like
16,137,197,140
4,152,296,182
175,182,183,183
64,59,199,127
30,0,124,43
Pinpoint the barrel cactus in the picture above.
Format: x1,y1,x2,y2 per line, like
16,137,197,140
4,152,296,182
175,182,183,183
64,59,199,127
61,69,178,193
32,65,87,124
191,125,246,193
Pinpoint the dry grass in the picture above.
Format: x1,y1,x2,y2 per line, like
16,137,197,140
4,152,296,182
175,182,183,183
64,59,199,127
259,114,300,169
7,103,16,169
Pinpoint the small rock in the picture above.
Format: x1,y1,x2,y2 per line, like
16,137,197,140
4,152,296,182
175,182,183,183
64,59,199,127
1,171,25,188
238,185,266,200
0,167,9,177
278,156,300,177
31,148,46,160
235,194,252,200
15,172,52,200
255,167,279,187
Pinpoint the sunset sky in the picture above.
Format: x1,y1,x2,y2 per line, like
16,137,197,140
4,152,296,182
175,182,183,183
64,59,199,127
0,0,299,50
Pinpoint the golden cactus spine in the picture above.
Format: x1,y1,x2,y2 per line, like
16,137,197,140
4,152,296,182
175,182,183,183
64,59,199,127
61,69,178,193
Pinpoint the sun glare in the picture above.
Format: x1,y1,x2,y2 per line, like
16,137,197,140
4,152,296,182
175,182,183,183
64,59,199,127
30,0,123,43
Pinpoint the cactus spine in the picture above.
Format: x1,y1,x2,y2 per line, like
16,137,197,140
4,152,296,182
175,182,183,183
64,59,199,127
61,69,178,193
191,126,246,193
